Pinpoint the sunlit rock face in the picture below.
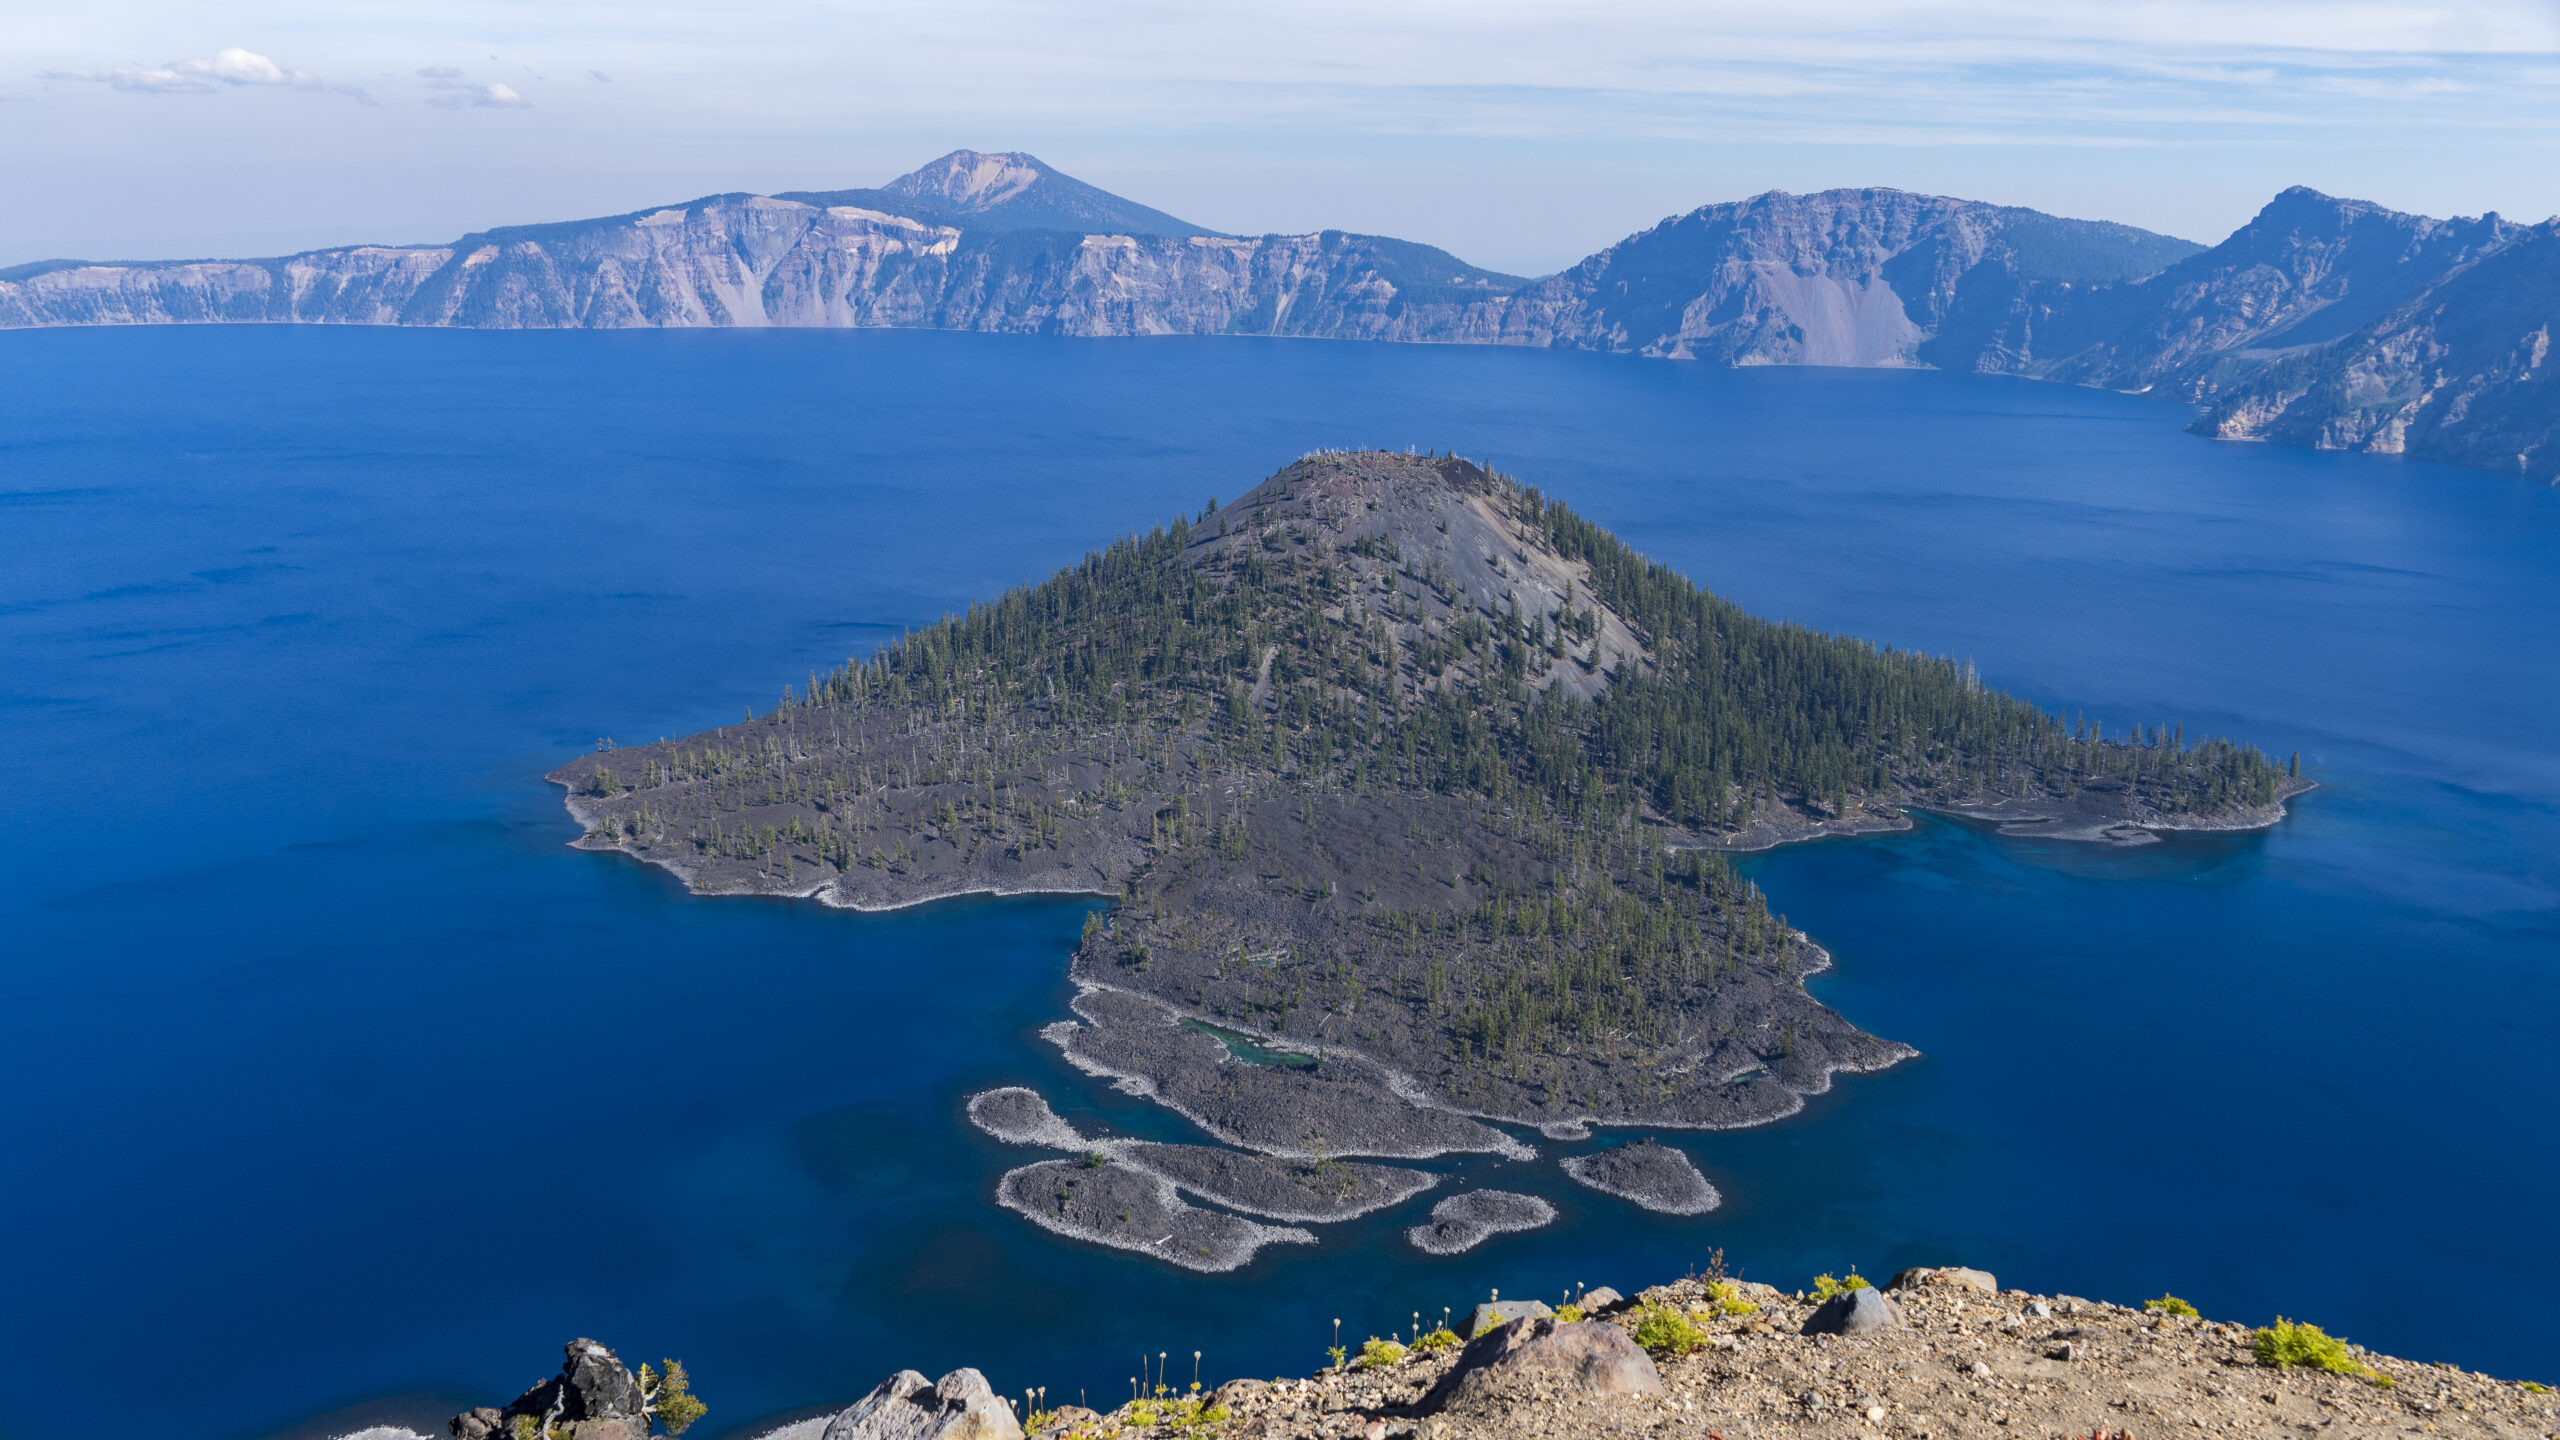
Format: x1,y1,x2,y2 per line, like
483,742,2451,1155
5,159,2545,483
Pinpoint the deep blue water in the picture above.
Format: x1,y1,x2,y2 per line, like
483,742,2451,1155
3,327,2554,1440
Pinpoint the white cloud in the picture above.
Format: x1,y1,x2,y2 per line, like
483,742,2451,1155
38,47,372,103
586,69,611,83
40,63,215,93
193,46,293,84
418,68,533,108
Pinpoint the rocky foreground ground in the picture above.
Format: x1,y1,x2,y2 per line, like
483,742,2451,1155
1162,1270,2557,1440
446,1267,2555,1440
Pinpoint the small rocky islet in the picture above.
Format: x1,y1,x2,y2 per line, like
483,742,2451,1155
994,1158,1314,1273
442,1265,2558,1440
1560,1138,1721,1215
965,1084,1440,1263
554,450,2309,1264
1404,1190,1558,1256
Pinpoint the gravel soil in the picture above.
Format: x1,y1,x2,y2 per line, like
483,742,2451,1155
1031,1275,2559,1438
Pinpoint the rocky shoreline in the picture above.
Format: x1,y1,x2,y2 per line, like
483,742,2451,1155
993,1158,1316,1273
1914,779,2315,847
967,1085,1444,1227
1042,987,1535,1161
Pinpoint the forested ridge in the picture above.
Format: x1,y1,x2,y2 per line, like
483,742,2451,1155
813,453,2288,837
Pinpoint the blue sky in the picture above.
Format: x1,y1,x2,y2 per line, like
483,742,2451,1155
7,0,2558,274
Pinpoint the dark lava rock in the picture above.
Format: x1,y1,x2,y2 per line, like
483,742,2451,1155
994,1156,1311,1272
964,1086,1085,1149
1559,1139,1721,1215
1801,1287,1902,1336
1424,1317,1665,1411
449,1339,646,1440
1119,1140,1436,1221
1406,1191,1556,1256
1050,989,1528,1159
560,1340,645,1419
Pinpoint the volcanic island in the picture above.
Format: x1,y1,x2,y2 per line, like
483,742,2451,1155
550,451,2308,1267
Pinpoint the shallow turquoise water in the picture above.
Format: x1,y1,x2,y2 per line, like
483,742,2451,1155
1,326,2553,1440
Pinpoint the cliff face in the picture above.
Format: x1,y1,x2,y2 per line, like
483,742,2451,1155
0,165,2186,353
1461,188,2201,365
0,184,2180,359
2192,220,2560,482
1949,186,2524,397
0,197,1520,336
4,153,2552,485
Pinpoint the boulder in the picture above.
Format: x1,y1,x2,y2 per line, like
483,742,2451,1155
1579,1287,1625,1310
821,1368,1023,1440
451,1339,649,1440
560,1339,648,1419
1889,1266,1998,1296
1425,1318,1664,1410
1208,1379,1267,1408
1465,1299,1553,1337
1801,1287,1902,1336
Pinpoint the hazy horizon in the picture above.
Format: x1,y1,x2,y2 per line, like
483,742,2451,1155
8,1,2559,277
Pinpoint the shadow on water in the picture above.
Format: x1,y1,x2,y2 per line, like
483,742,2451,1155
1180,1018,1320,1069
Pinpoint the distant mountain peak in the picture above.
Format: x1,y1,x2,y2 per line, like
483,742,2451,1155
884,150,1053,212
818,148,1217,237
2255,186,2386,223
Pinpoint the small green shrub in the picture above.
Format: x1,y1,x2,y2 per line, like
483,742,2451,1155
1810,1270,1870,1301
1324,1343,1348,1369
1126,1393,1227,1433
1704,1279,1759,1316
1353,1338,1407,1369
2255,1319,2390,1387
1554,1303,1586,1323
637,1361,706,1437
2145,1295,2201,1318
1630,1301,1710,1355
1414,1327,1461,1354
2519,1381,2550,1394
